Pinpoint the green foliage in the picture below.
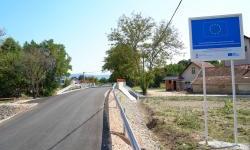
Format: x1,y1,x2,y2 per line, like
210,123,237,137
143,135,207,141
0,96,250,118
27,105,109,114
0,37,21,52
149,59,188,88
39,40,71,96
207,60,223,67
219,99,234,114
62,78,71,88
103,44,139,85
178,59,190,67
99,77,108,84
0,37,71,98
164,63,185,76
0,39,25,97
104,13,183,94
140,71,154,94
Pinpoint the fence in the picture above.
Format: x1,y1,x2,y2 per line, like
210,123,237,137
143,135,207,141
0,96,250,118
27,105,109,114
112,84,141,150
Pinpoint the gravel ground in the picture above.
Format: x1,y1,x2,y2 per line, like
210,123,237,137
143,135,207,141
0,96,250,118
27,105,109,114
108,92,132,150
0,102,37,121
115,90,163,150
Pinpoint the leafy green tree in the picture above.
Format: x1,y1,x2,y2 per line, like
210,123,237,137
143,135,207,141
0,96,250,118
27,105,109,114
103,44,139,86
164,63,185,76
99,77,108,84
106,13,183,94
207,60,222,67
0,36,71,98
108,13,155,51
63,78,71,88
22,46,55,98
39,40,72,96
0,38,25,97
178,59,190,67
0,37,21,52
0,28,5,45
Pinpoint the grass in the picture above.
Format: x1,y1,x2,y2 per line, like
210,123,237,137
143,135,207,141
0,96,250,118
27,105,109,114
132,86,142,93
0,98,14,103
142,96,250,149
132,85,166,93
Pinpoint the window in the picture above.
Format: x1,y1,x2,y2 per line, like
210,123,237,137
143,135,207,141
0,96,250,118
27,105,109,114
245,46,247,52
191,67,195,74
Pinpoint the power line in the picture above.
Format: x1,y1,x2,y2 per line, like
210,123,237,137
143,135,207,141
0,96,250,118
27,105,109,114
165,0,183,31
152,0,183,49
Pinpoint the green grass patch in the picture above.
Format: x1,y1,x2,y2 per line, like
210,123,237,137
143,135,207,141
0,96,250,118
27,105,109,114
142,96,250,149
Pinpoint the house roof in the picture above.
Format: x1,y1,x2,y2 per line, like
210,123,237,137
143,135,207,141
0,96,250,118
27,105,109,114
180,61,214,76
192,61,215,68
192,76,250,85
244,35,250,40
163,76,183,80
163,62,214,80
197,65,250,77
192,65,250,85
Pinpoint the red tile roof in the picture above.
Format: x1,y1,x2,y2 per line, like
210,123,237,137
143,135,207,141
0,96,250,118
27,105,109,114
192,61,215,68
192,65,250,85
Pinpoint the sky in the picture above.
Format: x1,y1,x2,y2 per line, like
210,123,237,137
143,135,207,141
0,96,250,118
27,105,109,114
0,0,250,74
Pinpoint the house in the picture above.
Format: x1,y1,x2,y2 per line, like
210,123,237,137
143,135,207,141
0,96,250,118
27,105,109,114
224,35,250,66
163,62,214,91
192,65,250,94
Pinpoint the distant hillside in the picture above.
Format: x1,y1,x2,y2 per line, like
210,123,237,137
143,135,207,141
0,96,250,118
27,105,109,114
70,73,110,79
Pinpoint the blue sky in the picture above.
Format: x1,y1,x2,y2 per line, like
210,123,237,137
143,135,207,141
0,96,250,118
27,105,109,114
1,0,250,74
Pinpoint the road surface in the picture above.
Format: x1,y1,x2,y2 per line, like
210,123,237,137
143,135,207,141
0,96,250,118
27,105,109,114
0,87,109,150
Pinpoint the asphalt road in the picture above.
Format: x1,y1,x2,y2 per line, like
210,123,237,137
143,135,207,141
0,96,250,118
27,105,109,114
0,87,109,150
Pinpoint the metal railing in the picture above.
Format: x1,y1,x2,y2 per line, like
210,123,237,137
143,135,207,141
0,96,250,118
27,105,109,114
112,83,141,150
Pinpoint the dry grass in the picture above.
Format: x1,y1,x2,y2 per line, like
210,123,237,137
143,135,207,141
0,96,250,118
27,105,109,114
142,96,250,150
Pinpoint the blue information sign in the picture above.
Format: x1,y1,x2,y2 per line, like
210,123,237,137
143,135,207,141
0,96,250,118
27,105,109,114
189,14,245,61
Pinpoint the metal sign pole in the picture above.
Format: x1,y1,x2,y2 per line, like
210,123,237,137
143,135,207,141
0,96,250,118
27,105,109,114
202,62,208,144
230,60,238,145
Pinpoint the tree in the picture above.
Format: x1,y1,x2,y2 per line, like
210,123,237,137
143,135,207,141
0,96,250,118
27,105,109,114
99,77,108,84
0,37,21,52
0,36,72,98
0,28,5,45
207,60,222,67
22,46,55,98
106,13,183,94
178,59,190,68
39,40,72,96
0,38,25,97
103,44,139,86
144,22,183,70
108,13,155,51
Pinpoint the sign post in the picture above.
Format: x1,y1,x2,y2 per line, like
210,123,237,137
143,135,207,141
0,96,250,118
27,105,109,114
202,62,208,144
189,14,245,145
231,60,238,144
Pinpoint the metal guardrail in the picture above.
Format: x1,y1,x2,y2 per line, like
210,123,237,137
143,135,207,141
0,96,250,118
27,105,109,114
112,83,141,150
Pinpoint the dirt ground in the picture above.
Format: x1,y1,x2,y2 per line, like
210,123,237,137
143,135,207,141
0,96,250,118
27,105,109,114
142,96,250,150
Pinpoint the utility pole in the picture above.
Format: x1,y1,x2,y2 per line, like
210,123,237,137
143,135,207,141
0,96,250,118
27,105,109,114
83,72,85,83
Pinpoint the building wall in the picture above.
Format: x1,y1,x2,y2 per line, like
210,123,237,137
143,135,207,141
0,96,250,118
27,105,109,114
176,81,185,91
224,37,250,66
238,84,250,94
182,63,201,82
192,83,250,94
165,80,172,91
